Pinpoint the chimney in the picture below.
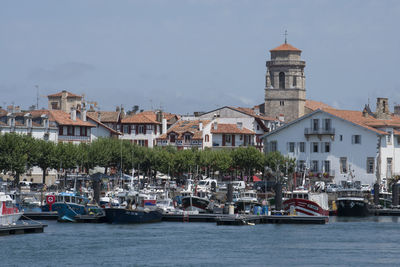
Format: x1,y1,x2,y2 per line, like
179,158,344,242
24,113,32,127
236,122,243,130
375,97,391,120
71,107,77,121
116,106,120,112
162,118,167,134
61,90,68,112
97,112,101,122
82,107,87,122
199,121,203,131
156,111,162,122
394,105,400,116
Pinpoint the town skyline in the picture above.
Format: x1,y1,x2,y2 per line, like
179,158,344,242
2,1,400,114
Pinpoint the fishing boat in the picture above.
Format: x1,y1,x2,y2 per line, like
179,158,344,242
51,192,104,222
235,190,260,214
0,192,23,225
336,187,370,216
283,189,329,216
181,190,211,213
336,169,370,216
104,193,162,224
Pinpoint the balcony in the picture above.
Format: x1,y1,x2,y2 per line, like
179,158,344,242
304,128,335,140
58,135,90,142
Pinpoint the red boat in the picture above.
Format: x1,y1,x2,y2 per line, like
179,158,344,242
283,190,329,216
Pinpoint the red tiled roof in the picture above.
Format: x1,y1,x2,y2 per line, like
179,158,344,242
122,111,179,124
47,91,82,98
270,43,301,52
87,111,120,123
157,120,210,140
305,100,334,111
211,123,255,135
49,110,94,127
84,112,121,135
394,130,400,136
321,108,389,135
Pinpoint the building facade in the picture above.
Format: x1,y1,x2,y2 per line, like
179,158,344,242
263,98,400,188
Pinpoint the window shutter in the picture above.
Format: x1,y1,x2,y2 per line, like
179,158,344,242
136,125,138,135
145,140,148,147
222,134,226,146
155,124,157,135
232,135,235,147
144,125,147,134
310,143,313,153
128,125,131,134
351,135,355,144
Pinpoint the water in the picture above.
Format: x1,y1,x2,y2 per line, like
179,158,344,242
2,217,400,266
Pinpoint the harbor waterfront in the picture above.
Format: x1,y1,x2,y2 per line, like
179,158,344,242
1,217,400,266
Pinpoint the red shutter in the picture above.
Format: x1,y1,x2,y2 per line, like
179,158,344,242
128,125,131,134
135,125,138,135
134,140,137,144
59,126,63,135
155,124,157,134
232,135,235,147
244,135,247,146
145,140,148,147
144,125,147,134
222,134,225,146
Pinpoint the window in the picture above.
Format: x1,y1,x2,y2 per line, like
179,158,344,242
279,72,285,89
225,135,231,143
67,126,74,136
59,126,63,136
312,119,319,131
323,161,330,173
170,134,176,143
340,157,347,173
323,119,331,131
352,135,361,144
312,142,319,153
367,157,374,174
138,140,146,147
138,125,144,134
80,127,87,136
311,160,319,172
387,158,393,178
324,142,330,153
288,142,295,153
123,125,129,134
184,135,191,143
270,141,277,152
387,132,392,145
299,142,305,153
280,101,285,106
293,76,297,87
205,134,209,142
257,125,260,130
51,102,59,109
340,135,343,141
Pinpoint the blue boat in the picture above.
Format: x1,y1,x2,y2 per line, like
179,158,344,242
104,207,163,224
51,192,103,222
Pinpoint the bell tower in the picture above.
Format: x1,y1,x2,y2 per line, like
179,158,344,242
264,39,306,122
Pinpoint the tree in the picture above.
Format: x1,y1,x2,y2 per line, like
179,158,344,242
36,139,57,184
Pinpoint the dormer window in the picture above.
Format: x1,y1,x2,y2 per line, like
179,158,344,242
169,134,176,143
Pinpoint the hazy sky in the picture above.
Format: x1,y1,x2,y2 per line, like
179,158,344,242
2,0,400,114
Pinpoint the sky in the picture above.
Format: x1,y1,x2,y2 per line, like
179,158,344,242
1,0,400,115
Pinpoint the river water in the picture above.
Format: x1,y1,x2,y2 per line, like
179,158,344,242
2,216,400,266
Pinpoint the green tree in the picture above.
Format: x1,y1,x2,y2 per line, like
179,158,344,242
36,139,57,184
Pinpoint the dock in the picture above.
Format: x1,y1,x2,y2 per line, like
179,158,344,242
21,212,58,221
371,209,400,216
0,222,47,236
162,213,328,225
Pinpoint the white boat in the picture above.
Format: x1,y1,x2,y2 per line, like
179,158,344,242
0,192,23,225
156,198,176,214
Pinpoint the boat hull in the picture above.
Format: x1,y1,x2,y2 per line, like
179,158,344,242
283,198,329,216
181,196,210,213
336,199,370,216
0,212,23,225
51,202,86,221
104,208,163,224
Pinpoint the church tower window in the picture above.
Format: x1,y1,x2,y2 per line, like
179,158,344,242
279,72,285,89
293,76,297,87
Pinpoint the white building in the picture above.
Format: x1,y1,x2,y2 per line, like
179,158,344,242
263,98,400,188
120,111,179,147
195,106,281,151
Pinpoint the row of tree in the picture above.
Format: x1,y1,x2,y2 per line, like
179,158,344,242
0,133,295,184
